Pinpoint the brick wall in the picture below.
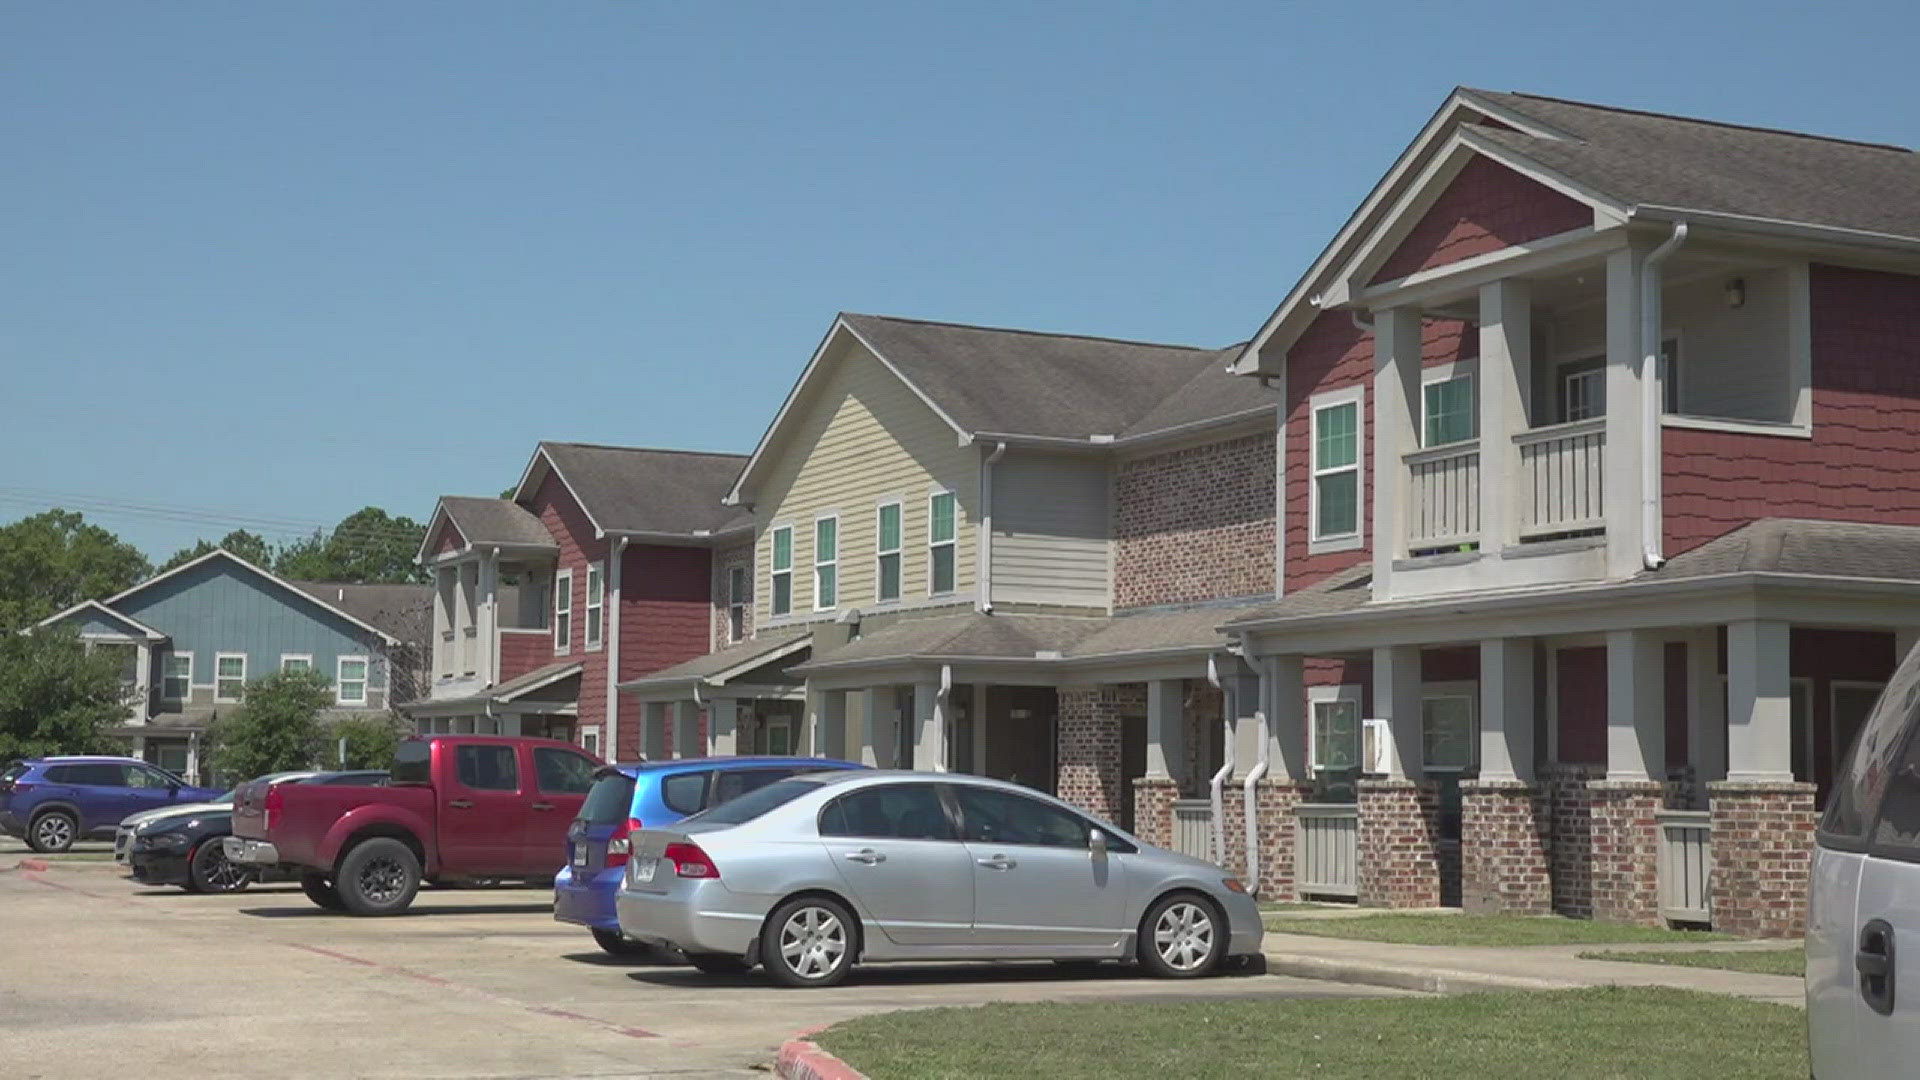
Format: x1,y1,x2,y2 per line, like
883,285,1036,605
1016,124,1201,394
1710,781,1816,938
1356,779,1442,908
1132,776,1178,851
1369,154,1591,284
1588,780,1664,927
1546,763,1604,918
1461,779,1552,915
710,540,755,652
1056,684,1144,820
1113,431,1276,609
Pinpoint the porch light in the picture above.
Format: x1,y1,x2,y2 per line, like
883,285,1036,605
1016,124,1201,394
1725,277,1746,308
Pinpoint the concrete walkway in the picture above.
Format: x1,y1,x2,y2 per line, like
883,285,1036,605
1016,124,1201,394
1259,932,1806,1007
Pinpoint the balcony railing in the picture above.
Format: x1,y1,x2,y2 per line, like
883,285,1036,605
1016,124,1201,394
1404,440,1481,551
1514,418,1606,540
1170,800,1215,863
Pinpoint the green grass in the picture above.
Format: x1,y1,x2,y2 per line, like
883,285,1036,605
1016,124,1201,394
814,987,1806,1080
1258,900,1346,913
1579,945,1805,977
1262,913,1728,946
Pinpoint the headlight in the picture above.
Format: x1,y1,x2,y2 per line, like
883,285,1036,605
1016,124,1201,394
139,828,192,849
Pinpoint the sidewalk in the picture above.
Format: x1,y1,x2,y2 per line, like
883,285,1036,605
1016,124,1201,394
1260,931,1806,1006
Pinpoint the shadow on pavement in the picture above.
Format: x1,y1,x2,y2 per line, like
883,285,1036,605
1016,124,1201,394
558,950,681,968
625,955,1272,989
237,901,555,919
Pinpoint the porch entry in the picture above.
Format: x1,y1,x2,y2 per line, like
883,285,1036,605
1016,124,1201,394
978,686,1058,795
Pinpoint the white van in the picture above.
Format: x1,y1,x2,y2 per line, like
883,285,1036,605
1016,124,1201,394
1808,648,1920,1077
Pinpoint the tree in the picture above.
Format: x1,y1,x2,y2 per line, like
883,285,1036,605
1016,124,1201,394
159,529,275,573
331,713,412,770
274,507,428,584
206,668,332,780
0,510,152,630
0,629,129,760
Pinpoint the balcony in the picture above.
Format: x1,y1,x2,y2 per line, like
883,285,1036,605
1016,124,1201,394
1515,418,1605,540
1405,440,1480,553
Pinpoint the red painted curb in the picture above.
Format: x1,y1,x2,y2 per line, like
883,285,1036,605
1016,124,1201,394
15,858,50,872
776,1038,868,1080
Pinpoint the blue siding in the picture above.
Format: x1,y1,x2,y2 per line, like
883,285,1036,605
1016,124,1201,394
112,559,389,695
63,610,148,638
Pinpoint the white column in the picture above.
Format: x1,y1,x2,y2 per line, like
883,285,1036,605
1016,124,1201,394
1480,637,1535,782
433,566,454,679
1145,679,1187,780
912,681,946,772
707,698,738,757
1727,620,1793,782
1266,656,1308,783
1479,279,1531,551
1605,629,1665,780
811,689,847,759
1372,307,1423,587
971,684,990,775
134,645,152,723
186,733,200,786
478,550,498,686
1687,628,1727,783
861,688,897,768
1226,671,1262,780
642,701,668,760
672,701,702,759
1603,243,1649,579
1373,645,1423,780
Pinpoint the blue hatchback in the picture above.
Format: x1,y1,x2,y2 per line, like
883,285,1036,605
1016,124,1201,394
1,756,222,853
554,756,864,955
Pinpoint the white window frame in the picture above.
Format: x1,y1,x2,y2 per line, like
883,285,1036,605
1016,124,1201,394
336,655,369,706
162,652,193,700
1420,360,1478,448
552,568,573,654
582,729,600,758
1307,683,1363,773
584,561,605,652
1420,681,1479,774
927,489,958,597
214,652,248,703
1308,385,1365,553
769,524,794,618
764,716,793,756
875,499,903,604
812,514,840,612
727,565,749,644
280,653,313,674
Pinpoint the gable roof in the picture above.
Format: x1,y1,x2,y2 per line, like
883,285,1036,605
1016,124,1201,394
513,442,751,539
289,582,432,647
35,599,168,641
90,549,400,646
431,497,557,552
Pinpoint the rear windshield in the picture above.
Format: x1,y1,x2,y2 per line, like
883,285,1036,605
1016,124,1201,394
686,777,821,826
579,773,638,825
391,741,432,785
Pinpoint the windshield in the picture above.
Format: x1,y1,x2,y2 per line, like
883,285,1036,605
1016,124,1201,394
684,777,822,826
578,773,638,826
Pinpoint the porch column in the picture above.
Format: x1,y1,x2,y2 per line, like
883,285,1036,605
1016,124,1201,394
1603,242,1650,579
912,681,946,771
642,701,668,760
1726,620,1793,782
477,549,498,686
1687,627,1728,783
671,701,701,759
186,732,201,787
1371,645,1422,780
1371,306,1422,586
1594,628,1665,926
1144,679,1187,781
860,688,897,768
1713,618,1814,937
707,697,738,757
1465,637,1550,915
1478,279,1531,550
134,645,153,723
810,688,846,760
1479,637,1535,782
971,684,990,775
1605,629,1665,781
432,566,452,678
1359,644,1440,908
1261,656,1312,902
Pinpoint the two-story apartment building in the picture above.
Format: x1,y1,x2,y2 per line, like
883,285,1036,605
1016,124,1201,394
1211,88,1920,937
36,549,427,783
404,442,749,760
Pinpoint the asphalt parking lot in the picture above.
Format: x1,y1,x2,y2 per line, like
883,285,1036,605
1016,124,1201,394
0,842,1401,1079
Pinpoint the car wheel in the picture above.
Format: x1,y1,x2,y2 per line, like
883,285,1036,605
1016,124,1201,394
760,896,857,988
27,811,76,854
334,838,421,916
685,953,751,976
188,840,253,894
591,928,654,958
1136,893,1224,979
299,870,347,912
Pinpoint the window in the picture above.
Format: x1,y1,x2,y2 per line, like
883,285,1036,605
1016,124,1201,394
952,785,1101,849
928,491,956,595
727,566,749,643
534,747,597,794
553,569,573,652
876,502,902,603
1310,391,1362,543
813,516,838,610
336,656,369,706
454,745,519,791
124,764,176,789
819,783,955,841
162,653,192,700
695,776,822,825
281,654,312,674
1421,690,1476,772
1822,656,1920,844
215,653,247,703
584,563,605,650
661,771,712,816
770,526,793,617
49,763,129,786
1310,689,1362,772
1422,371,1477,446
765,717,792,756
713,767,800,805
582,730,600,759
1557,341,1679,424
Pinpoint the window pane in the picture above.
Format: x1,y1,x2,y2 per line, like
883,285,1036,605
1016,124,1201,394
555,577,571,613
930,493,956,544
772,528,792,571
729,567,748,604
773,573,791,615
953,785,1089,848
661,771,710,815
878,553,901,601
816,565,837,609
165,656,191,677
534,748,596,794
1422,696,1475,770
587,565,603,603
282,657,310,672
820,784,954,841
1315,402,1357,469
1314,701,1360,770
455,745,519,791
217,656,245,678
1423,376,1477,446
878,504,901,551
587,607,604,643
340,659,368,681
815,518,837,562
931,545,955,594
713,768,797,806
1315,473,1358,537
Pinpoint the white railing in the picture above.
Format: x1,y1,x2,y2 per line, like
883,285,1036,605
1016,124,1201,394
461,626,478,675
1514,418,1606,539
1294,803,1360,900
1657,810,1713,925
1404,441,1480,550
1171,800,1215,862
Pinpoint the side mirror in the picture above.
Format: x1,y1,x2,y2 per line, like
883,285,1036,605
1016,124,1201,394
1088,829,1107,856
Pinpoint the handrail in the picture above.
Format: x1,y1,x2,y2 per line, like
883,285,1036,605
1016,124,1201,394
1402,438,1481,467
1512,416,1605,446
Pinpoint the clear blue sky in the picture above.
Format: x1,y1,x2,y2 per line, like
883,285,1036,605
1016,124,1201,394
5,1,1915,563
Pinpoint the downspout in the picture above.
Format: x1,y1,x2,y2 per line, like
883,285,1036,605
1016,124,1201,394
936,664,952,772
977,441,1008,613
1206,654,1236,868
606,536,629,758
1640,221,1688,569
691,681,705,758
1241,658,1272,896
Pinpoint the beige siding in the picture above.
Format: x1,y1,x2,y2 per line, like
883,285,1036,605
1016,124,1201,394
755,335,979,624
991,451,1110,609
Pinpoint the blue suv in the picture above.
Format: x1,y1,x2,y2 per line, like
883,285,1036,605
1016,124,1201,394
555,756,864,955
1,756,221,853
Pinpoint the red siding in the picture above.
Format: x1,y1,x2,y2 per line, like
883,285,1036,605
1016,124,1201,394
431,521,466,557
528,469,608,739
1555,646,1607,765
1792,629,1897,800
1421,646,1478,683
1664,265,1920,554
497,630,551,685
618,542,714,760
1370,155,1591,285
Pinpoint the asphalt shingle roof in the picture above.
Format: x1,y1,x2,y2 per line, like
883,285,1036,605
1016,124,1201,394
621,628,813,686
1653,518,1920,582
438,497,556,550
289,582,432,646
537,443,751,536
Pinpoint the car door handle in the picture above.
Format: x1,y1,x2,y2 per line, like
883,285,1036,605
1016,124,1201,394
448,799,474,809
531,802,554,811
1859,918,1897,1015
842,849,885,865
976,855,1017,870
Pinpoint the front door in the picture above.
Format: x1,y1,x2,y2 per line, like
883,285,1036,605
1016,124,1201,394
984,687,1057,795
951,784,1128,951
439,743,528,874
818,782,974,947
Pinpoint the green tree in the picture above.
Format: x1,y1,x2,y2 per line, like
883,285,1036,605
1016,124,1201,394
206,668,332,780
0,629,129,760
275,507,428,584
331,712,412,770
159,529,275,573
0,510,152,630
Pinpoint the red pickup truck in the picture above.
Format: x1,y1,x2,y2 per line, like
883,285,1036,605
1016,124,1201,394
224,735,601,915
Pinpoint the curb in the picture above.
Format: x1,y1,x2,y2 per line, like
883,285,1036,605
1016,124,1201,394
11,858,51,873
776,1037,868,1080
1262,952,1581,995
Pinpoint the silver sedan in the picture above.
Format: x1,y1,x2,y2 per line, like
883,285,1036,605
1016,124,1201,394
615,770,1262,987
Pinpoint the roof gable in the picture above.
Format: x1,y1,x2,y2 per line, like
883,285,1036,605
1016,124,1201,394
36,599,167,641
95,549,399,645
417,496,557,563
512,443,748,539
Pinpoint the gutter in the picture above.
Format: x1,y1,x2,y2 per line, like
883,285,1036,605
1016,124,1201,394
936,664,952,771
1206,654,1235,868
1632,204,1920,258
1242,656,1271,896
977,441,1007,612
1639,221,1688,569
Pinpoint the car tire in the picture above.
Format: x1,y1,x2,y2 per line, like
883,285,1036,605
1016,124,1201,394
759,896,857,988
334,838,421,916
27,810,77,854
685,953,751,976
1136,892,1225,979
299,870,347,912
187,839,253,894
592,928,654,959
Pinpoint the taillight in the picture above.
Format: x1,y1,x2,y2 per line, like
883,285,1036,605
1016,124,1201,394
663,841,718,879
605,817,642,868
263,783,283,833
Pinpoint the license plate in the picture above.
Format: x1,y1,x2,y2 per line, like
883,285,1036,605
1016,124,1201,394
633,855,657,883
572,845,588,869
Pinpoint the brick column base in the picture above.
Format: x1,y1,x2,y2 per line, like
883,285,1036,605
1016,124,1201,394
1249,780,1314,902
1131,776,1179,851
1709,781,1816,939
1590,780,1664,927
1357,779,1442,908
1461,779,1551,916
1545,765,1605,918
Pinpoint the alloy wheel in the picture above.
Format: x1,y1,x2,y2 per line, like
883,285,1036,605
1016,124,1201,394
200,846,250,891
358,856,407,905
33,815,73,851
1152,901,1216,973
778,906,847,981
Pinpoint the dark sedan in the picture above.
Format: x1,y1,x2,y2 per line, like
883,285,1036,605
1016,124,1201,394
129,770,388,893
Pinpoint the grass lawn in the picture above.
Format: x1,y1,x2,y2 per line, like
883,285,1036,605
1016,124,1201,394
814,987,1805,1080
1578,945,1805,977
1258,901,1344,913
1262,912,1727,947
